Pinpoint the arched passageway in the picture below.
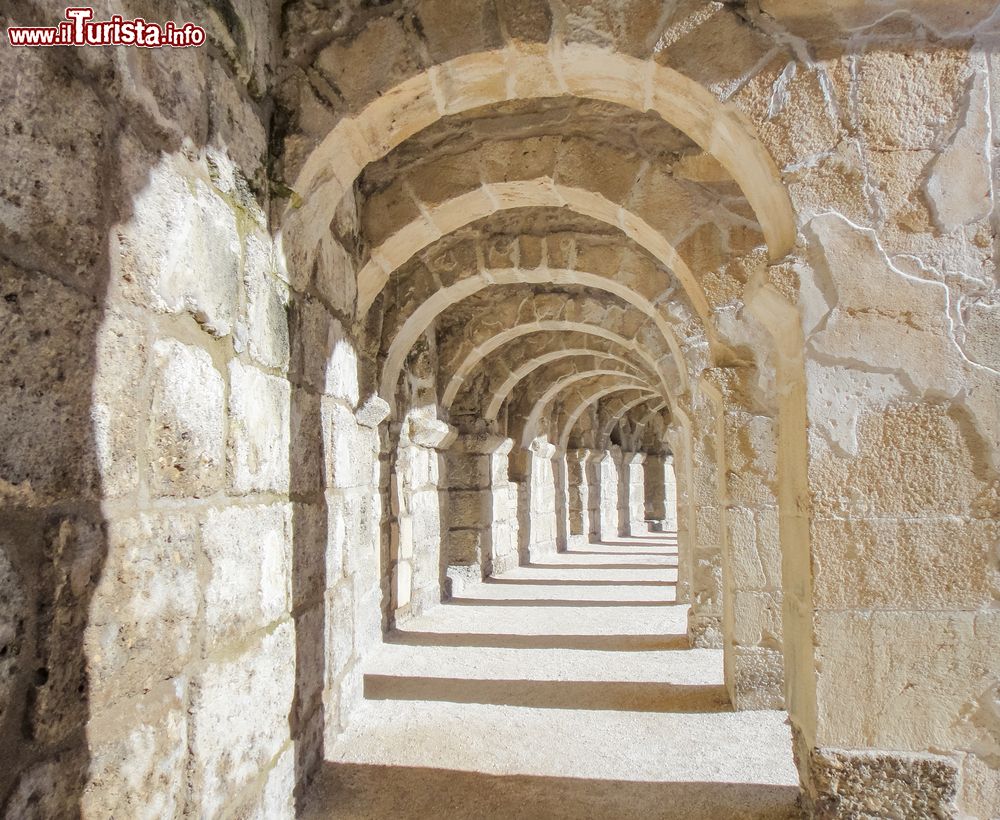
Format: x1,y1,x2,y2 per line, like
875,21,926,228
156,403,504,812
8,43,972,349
3,2,999,818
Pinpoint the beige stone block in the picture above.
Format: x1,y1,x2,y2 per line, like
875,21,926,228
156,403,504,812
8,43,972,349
88,513,199,705
148,339,224,498
0,268,102,504
189,621,295,818
814,610,1000,750
228,360,291,494
83,679,188,820
201,504,292,649
812,517,999,610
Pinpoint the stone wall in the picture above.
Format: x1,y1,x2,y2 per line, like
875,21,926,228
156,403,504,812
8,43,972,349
4,0,1000,815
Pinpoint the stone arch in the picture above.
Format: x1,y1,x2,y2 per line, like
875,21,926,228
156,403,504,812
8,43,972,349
558,384,660,453
441,321,672,411
598,393,664,449
284,42,795,275
484,349,644,422
379,265,692,407
517,369,662,448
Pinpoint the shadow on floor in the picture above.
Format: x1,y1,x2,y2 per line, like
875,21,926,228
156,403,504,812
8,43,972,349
447,597,676,607
302,762,802,820
363,675,730,713
385,630,691,651
483,577,676,587
566,549,678,557
528,562,676,571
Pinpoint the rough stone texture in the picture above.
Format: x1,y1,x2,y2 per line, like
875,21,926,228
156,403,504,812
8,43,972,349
4,0,1000,816
806,747,959,820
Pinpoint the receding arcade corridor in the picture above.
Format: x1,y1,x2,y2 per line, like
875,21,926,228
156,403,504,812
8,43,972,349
303,533,798,820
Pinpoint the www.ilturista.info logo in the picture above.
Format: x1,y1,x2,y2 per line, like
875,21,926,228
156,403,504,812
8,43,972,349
6,7,206,47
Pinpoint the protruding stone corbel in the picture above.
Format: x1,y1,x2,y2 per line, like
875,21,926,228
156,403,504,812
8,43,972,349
406,416,458,450
354,394,391,428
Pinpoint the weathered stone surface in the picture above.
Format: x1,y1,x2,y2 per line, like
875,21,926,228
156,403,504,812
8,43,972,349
201,504,292,648
148,339,225,498
189,622,295,818
87,514,199,705
808,748,959,820
228,360,292,494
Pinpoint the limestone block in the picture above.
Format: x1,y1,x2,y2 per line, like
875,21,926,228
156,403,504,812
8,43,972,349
289,390,323,497
807,748,959,820
0,542,25,725
228,360,291,494
327,581,354,683
87,513,199,705
291,603,323,729
559,0,666,57
962,300,1000,370
83,679,188,820
448,529,484,565
0,268,101,504
315,17,427,112
814,610,1000,750
241,747,294,820
243,256,290,372
200,504,292,649
495,0,552,42
0,44,108,287
731,646,785,711
813,517,1000,610
3,752,87,820
148,339,225,498
189,621,295,818
414,0,503,63
355,395,391,429
324,496,349,583
122,162,241,337
809,403,990,519
926,67,992,231
732,591,782,648
654,3,772,99
853,48,972,152
450,490,486,529
730,56,840,169
324,400,368,490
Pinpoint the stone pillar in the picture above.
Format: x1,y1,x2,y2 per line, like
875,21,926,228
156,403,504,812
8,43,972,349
624,452,647,535
586,451,602,543
663,454,678,532
597,447,622,541
644,452,666,528
686,397,724,648
391,416,455,622
565,449,592,548
443,434,516,593
514,439,558,563
702,370,784,711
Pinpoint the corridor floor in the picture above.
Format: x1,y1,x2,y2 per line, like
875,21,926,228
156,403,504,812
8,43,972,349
303,534,800,819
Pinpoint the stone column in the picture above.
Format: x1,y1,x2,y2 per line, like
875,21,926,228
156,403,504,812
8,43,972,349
663,454,678,532
391,416,455,622
702,370,784,711
686,396,724,648
565,448,592,547
597,447,622,541
443,433,516,593
624,452,647,535
514,438,559,563
644,452,666,529
586,451,602,543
